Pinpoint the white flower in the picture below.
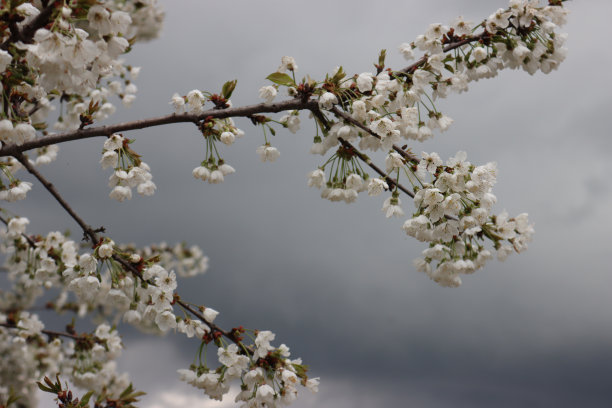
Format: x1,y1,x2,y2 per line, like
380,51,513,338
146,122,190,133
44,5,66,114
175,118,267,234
100,150,118,169
473,47,488,62
88,5,112,36
203,307,218,323
368,178,388,196
345,173,363,191
382,196,404,218
137,180,156,196
98,242,114,259
398,43,414,60
186,90,205,113
109,185,132,202
307,169,325,188
209,170,224,184
356,72,374,93
256,384,275,405
280,114,300,133
318,92,338,110
155,310,177,332
278,56,298,72
170,93,185,113
192,166,210,181
0,49,12,72
219,163,235,175
255,330,275,359
7,217,29,238
258,86,277,103
104,134,124,151
306,377,320,393
256,145,280,162
385,152,404,172
220,131,235,145
13,123,35,145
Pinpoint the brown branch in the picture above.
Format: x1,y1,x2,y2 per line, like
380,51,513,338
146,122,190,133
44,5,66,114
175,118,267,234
14,153,98,243
336,137,415,198
0,213,37,247
399,32,487,74
13,153,253,353
0,322,81,341
330,106,419,162
1,1,57,51
0,98,319,157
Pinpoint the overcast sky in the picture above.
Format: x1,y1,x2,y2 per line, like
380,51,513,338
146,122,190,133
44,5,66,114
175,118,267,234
24,0,612,407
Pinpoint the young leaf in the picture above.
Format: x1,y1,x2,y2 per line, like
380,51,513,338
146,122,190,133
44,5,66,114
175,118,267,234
378,49,387,68
266,72,295,87
221,80,237,99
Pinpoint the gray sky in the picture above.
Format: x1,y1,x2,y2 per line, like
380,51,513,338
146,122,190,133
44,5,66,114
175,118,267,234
25,0,612,407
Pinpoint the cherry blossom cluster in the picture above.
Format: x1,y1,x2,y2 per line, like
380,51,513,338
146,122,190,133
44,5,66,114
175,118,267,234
0,1,163,205
0,157,31,202
170,90,247,184
117,241,209,278
307,144,369,204
249,0,565,286
402,151,534,286
177,329,319,406
99,134,156,201
0,0,569,406
0,311,133,407
0,216,315,406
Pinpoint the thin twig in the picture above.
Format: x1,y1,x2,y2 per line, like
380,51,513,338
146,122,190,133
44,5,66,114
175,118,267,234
399,33,486,74
0,213,37,247
336,137,415,198
330,106,420,162
15,153,98,243
0,1,57,51
0,322,82,341
0,98,319,157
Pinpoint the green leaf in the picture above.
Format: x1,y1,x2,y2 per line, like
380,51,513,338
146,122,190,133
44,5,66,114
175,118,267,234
444,64,455,73
331,66,346,82
378,49,387,68
269,127,276,136
79,391,94,407
221,80,237,99
266,72,295,87
36,382,54,393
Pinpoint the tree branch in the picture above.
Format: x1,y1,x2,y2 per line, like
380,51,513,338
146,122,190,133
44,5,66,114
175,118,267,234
0,98,319,157
330,106,420,163
0,213,37,247
0,2,57,51
0,322,82,341
399,32,487,74
15,153,98,243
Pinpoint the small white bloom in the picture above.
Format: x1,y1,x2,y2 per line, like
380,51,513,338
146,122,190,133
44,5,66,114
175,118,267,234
258,86,277,103
219,131,235,145
256,145,280,162
209,170,224,184
109,185,132,202
100,150,118,169
318,92,338,110
278,56,298,72
192,166,210,181
356,72,374,93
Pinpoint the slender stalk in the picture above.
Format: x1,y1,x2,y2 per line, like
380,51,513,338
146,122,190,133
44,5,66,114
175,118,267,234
0,99,319,157
0,322,82,341
15,153,98,243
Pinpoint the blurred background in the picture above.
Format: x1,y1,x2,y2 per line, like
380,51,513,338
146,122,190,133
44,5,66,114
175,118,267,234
18,0,612,406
